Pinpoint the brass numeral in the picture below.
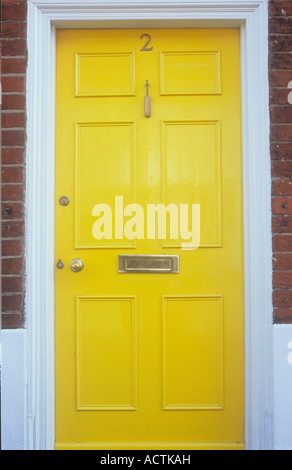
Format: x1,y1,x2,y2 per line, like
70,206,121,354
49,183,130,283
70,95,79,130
140,34,153,52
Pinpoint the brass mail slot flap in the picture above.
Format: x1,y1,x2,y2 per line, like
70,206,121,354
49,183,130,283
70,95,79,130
119,255,179,274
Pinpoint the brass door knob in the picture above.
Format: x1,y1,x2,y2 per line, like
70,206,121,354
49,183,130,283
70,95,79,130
70,258,84,273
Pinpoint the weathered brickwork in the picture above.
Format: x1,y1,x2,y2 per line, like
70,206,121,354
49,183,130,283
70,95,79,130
1,0,27,329
0,0,292,327
270,0,292,323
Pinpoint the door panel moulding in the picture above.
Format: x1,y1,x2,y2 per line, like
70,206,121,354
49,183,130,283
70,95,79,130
26,0,273,450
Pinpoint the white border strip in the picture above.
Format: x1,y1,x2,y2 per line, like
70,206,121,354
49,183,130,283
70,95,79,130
26,0,273,450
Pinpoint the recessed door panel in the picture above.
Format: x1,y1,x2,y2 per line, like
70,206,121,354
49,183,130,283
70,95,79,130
161,121,222,247
162,296,224,410
76,122,136,248
160,51,221,95
76,52,136,97
76,296,137,410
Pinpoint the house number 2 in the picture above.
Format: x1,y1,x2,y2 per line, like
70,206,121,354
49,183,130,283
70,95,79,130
140,34,153,51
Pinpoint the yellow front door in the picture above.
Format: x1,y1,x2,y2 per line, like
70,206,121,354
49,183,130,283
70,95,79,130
55,29,244,450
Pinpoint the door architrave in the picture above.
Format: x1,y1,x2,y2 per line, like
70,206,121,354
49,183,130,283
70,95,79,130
25,0,273,450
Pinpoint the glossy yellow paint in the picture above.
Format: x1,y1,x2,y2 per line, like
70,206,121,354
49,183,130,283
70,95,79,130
55,29,244,450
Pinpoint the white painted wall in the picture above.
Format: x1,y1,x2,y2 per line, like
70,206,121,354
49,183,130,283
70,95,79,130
1,326,292,449
274,325,292,450
0,330,26,450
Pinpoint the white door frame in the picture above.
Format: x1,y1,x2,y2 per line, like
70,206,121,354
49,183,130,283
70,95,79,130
25,0,273,450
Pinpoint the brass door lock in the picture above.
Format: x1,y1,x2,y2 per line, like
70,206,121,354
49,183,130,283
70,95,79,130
56,259,64,270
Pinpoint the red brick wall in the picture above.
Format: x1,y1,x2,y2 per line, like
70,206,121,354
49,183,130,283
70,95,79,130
1,0,27,329
0,1,292,328
269,1,292,324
